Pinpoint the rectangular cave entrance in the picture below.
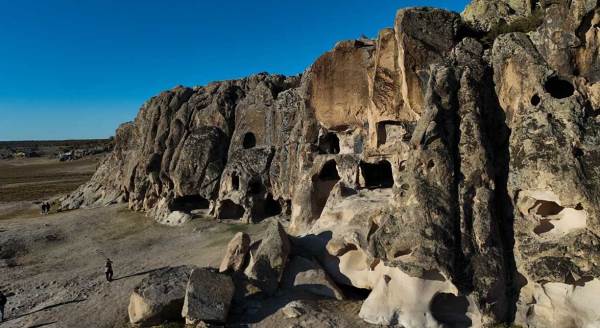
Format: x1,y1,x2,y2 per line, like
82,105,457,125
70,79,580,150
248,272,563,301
169,195,209,213
360,160,394,189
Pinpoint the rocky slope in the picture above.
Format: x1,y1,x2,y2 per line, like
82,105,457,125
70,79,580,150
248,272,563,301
60,0,600,327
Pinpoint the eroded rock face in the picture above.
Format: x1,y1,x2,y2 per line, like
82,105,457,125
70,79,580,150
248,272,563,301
244,221,291,295
219,232,251,273
66,0,600,326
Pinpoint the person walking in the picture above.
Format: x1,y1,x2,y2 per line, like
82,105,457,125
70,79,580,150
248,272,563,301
0,290,7,322
105,258,114,282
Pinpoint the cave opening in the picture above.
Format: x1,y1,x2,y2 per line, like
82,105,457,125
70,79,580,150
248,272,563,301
319,160,341,181
169,195,209,213
430,293,472,326
218,200,245,220
232,173,240,190
544,77,575,99
318,132,340,154
248,179,263,194
242,132,256,149
312,160,341,218
264,193,282,217
360,160,394,189
531,94,541,106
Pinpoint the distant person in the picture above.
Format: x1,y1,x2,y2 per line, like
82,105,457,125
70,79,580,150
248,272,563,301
0,290,7,322
40,202,47,215
45,201,51,214
105,258,114,282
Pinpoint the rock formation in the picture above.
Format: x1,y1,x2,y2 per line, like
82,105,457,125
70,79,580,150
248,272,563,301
65,0,600,326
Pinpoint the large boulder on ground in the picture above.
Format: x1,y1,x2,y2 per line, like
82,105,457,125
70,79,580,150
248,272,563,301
281,256,344,300
219,232,251,273
182,268,235,325
244,221,291,295
128,266,194,327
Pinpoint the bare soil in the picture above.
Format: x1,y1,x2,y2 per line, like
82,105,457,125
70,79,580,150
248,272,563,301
0,205,266,328
0,157,101,219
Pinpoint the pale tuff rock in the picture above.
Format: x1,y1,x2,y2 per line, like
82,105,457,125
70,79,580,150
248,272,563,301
68,0,600,326
219,232,251,273
243,221,291,295
281,256,345,300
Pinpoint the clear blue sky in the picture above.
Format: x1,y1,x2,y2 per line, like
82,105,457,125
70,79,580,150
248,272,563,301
0,0,469,141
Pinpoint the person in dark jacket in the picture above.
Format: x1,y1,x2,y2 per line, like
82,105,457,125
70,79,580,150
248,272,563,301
105,258,113,282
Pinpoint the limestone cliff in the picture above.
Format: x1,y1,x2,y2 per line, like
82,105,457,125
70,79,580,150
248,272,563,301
61,0,600,327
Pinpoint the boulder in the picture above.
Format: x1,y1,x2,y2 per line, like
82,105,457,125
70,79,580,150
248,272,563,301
182,268,235,325
281,256,344,300
128,266,194,326
244,221,291,295
219,232,251,273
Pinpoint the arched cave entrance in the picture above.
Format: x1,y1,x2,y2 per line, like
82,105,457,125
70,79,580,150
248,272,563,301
318,132,340,154
312,160,341,218
253,193,283,221
243,132,256,149
360,160,394,189
218,200,245,220
544,76,574,99
169,195,209,213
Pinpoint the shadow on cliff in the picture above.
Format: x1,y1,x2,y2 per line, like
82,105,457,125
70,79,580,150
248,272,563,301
483,71,522,322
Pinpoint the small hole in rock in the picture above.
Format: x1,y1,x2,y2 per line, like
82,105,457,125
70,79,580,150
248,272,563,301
575,203,584,210
531,94,541,106
534,200,564,216
399,161,407,172
393,248,412,258
232,173,240,190
573,147,584,158
544,76,575,99
534,219,555,235
242,132,256,149
427,160,435,169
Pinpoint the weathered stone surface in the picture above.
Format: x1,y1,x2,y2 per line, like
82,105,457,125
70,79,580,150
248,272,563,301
65,1,600,327
182,268,235,325
219,232,251,273
244,221,291,295
128,266,194,326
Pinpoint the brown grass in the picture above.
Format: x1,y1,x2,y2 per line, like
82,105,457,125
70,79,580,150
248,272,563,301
0,156,100,202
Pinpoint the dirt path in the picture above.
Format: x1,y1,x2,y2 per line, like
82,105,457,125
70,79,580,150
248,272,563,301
0,205,265,328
